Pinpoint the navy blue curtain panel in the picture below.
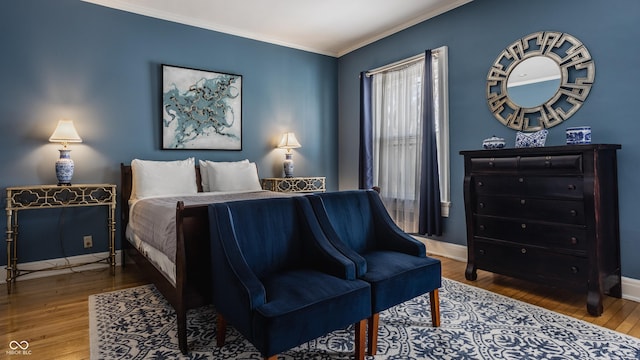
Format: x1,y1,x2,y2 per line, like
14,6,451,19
359,72,373,189
419,50,443,236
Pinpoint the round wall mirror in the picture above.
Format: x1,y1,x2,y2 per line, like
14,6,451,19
486,31,595,131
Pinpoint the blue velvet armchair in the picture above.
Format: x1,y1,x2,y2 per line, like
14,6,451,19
308,190,442,356
208,196,371,360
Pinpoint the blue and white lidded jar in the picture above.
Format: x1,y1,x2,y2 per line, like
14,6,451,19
566,126,591,145
482,135,506,149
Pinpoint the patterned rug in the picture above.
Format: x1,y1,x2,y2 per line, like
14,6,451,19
89,279,640,359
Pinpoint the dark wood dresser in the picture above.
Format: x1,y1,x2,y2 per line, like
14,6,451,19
460,144,621,316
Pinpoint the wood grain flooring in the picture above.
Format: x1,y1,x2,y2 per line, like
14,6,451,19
1,256,638,359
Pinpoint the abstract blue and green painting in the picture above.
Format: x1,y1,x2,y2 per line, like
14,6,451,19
162,65,242,149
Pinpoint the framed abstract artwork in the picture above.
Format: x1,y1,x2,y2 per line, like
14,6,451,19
162,64,242,150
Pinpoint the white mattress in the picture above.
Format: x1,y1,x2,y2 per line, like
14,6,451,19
126,227,177,285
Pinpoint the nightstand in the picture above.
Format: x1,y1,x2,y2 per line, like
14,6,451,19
261,177,326,193
5,184,117,292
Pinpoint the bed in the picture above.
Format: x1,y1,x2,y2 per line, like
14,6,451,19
120,158,294,354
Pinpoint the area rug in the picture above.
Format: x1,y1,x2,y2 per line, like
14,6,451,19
89,278,640,359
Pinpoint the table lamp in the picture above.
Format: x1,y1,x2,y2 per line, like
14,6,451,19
49,119,82,186
277,132,301,178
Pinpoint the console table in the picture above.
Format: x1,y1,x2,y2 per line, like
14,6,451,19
5,184,117,292
261,177,326,193
460,144,621,316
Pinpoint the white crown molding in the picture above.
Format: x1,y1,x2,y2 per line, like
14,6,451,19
336,0,472,57
81,0,472,57
81,0,339,56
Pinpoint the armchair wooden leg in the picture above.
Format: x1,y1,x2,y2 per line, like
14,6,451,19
216,314,227,347
367,313,379,356
430,289,441,327
355,318,367,360
264,356,278,360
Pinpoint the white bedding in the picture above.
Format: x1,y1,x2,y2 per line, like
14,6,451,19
126,190,297,285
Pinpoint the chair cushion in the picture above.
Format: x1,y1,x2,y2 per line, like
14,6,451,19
361,251,441,313
254,269,371,356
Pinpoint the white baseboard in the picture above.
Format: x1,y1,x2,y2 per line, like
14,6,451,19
3,242,640,303
413,236,640,303
622,276,640,303
0,251,121,284
413,235,468,262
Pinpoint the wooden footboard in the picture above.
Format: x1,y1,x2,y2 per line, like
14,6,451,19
175,201,212,352
120,164,211,355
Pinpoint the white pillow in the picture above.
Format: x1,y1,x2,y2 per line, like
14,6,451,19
206,161,262,192
130,158,197,200
199,159,249,192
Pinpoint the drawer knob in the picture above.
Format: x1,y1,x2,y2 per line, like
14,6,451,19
518,177,524,183
478,181,484,187
479,249,485,255
570,237,578,245
568,184,577,190
489,161,495,167
570,209,577,216
521,248,527,254
479,225,486,231
479,202,485,208
520,199,526,205
544,160,551,167
571,266,579,274
521,223,527,229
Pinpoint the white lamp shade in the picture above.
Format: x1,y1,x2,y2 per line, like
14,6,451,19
277,132,301,149
49,120,82,144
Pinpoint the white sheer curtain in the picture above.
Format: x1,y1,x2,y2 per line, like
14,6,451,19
372,61,424,233
371,47,449,233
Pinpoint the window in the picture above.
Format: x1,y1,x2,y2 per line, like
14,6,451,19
370,47,450,233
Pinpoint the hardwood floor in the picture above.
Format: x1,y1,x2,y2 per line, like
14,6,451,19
1,265,147,360
438,255,640,338
1,256,639,359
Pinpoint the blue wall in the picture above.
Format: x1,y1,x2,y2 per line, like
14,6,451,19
4,0,640,282
0,0,338,264
338,0,640,279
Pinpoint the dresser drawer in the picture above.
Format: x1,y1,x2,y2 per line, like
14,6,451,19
475,196,585,224
474,240,587,289
474,176,583,199
470,157,518,171
469,154,582,173
519,155,582,172
474,215,587,252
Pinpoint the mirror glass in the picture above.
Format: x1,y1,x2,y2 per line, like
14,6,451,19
506,56,561,108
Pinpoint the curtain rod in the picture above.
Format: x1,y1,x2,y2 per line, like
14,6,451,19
365,49,440,77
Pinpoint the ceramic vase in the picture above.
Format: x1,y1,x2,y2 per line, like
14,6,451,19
283,153,294,178
55,149,74,186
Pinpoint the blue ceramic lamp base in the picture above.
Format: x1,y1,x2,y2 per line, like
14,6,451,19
283,153,294,178
55,149,75,186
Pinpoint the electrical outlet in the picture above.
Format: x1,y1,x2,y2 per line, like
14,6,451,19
83,235,93,248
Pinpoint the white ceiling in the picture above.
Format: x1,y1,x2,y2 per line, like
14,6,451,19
507,56,562,87
82,0,472,57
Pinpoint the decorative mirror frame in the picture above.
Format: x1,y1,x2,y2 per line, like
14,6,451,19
487,31,595,131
